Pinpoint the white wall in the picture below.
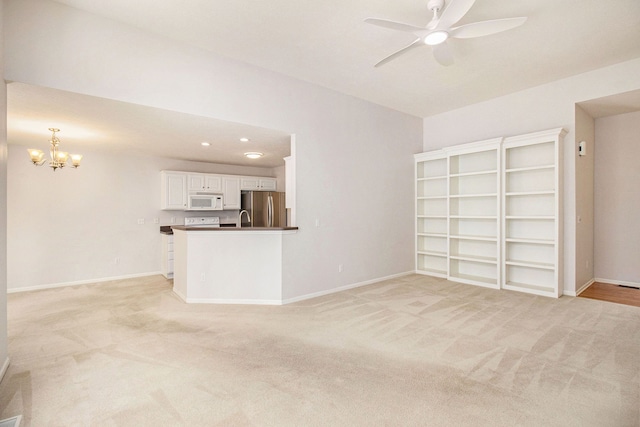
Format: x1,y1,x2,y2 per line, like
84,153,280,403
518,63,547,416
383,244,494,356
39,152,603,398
0,0,10,378
422,58,640,294
574,105,595,291
7,144,279,290
594,110,640,284
3,0,423,299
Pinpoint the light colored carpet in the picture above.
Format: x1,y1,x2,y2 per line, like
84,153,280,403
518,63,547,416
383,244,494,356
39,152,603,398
1,274,639,426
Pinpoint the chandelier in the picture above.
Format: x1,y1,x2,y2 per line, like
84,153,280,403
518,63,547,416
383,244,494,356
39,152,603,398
28,128,83,171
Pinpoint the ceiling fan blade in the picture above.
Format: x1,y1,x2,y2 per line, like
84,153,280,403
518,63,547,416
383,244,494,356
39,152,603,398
374,38,423,67
432,42,454,66
436,0,476,29
450,17,527,39
364,18,425,33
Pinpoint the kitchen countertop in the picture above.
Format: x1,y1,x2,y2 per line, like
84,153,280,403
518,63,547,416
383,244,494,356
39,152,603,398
171,226,298,232
161,224,283,234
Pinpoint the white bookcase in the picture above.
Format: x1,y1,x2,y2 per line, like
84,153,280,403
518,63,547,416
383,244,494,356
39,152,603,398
502,128,565,297
415,151,448,277
445,139,501,288
414,128,565,297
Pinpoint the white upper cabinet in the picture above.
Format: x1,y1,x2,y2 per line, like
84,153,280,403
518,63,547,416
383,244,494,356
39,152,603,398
240,177,259,190
161,171,187,210
222,176,241,210
188,173,222,192
163,171,278,211
259,178,277,191
240,177,277,191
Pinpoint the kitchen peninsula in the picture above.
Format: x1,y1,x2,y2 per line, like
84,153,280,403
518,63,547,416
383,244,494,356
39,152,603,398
171,226,298,304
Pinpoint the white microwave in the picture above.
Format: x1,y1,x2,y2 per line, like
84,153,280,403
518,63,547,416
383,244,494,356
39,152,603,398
187,193,224,211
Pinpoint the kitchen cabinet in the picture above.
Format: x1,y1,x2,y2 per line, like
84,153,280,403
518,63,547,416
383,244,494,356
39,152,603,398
414,128,564,297
240,177,277,191
222,176,241,209
162,171,278,211
259,178,277,191
161,171,187,210
188,173,222,192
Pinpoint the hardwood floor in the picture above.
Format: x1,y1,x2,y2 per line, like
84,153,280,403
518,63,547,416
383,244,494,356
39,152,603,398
579,282,640,308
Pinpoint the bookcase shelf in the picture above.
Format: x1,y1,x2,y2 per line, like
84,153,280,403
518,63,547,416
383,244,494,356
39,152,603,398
502,128,565,297
446,140,500,288
415,153,449,277
415,128,565,298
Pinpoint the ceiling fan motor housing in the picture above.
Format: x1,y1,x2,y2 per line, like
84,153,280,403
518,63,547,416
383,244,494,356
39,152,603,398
427,0,445,13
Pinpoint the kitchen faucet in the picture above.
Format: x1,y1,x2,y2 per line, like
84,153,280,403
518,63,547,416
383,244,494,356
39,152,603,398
238,210,251,227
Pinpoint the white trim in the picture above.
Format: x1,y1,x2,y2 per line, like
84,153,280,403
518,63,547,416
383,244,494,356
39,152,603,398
566,278,595,297
187,297,282,305
594,277,640,289
0,415,23,427
172,288,188,302
173,271,413,305
7,272,162,293
442,137,503,155
172,288,281,305
282,271,414,304
0,357,9,383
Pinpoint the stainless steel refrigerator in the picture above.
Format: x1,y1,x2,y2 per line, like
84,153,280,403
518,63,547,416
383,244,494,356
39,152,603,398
240,191,286,227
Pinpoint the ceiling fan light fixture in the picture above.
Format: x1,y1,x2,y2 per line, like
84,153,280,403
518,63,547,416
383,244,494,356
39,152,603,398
424,30,448,46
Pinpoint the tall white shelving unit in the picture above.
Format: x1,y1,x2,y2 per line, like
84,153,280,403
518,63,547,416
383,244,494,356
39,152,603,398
502,128,565,297
415,151,448,278
415,128,565,297
445,139,501,289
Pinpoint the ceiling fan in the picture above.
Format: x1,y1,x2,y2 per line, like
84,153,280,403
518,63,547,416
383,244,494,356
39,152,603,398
365,0,527,67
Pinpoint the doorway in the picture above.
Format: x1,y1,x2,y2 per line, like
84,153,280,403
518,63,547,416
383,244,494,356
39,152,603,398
575,90,640,306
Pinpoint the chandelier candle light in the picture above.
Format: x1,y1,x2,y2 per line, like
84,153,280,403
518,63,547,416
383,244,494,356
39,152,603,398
28,128,82,171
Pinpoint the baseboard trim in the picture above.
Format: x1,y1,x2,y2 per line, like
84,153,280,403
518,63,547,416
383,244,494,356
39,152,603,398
594,277,640,289
172,287,282,305
171,271,414,305
282,271,414,305
172,288,188,303
567,279,595,297
187,297,282,305
7,272,162,293
0,414,23,427
0,356,9,384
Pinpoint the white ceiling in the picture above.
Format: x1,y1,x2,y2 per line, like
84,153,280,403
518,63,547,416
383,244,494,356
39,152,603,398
50,0,640,118
8,83,291,168
8,1,640,167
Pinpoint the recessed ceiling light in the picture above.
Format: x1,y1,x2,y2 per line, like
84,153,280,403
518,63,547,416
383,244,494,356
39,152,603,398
239,137,250,142
200,142,211,147
244,152,263,159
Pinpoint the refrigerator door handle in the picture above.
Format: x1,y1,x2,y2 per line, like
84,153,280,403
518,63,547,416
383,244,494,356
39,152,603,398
268,195,273,227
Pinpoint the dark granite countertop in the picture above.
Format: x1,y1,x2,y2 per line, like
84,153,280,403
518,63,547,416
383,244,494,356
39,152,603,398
160,224,247,234
171,226,298,232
